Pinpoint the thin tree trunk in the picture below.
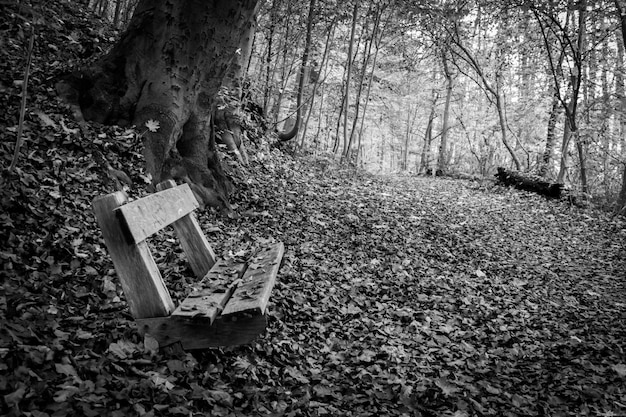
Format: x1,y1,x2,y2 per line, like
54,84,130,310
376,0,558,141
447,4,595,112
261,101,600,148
539,92,560,177
347,3,384,158
333,86,345,155
420,92,438,174
262,0,277,115
270,4,304,126
273,3,292,125
278,0,316,141
575,135,588,193
495,88,521,170
535,2,568,178
613,0,626,213
437,51,453,173
556,0,586,185
576,0,589,193
420,117,434,174
557,110,574,184
300,17,336,148
347,29,372,155
380,134,385,172
599,20,611,196
402,104,411,171
341,2,359,161
356,12,387,168
616,166,626,214
314,85,326,145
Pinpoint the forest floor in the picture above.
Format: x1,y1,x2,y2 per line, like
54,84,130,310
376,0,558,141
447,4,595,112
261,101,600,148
2,1,626,416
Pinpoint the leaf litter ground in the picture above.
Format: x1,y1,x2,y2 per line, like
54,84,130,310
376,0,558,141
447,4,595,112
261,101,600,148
233,167,626,417
6,141,626,416
1,1,626,415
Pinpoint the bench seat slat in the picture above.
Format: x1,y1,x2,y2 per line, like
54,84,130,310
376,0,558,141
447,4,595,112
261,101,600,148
117,184,198,243
172,258,246,323
222,242,284,317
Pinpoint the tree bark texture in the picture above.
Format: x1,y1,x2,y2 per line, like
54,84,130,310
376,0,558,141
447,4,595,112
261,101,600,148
61,0,259,208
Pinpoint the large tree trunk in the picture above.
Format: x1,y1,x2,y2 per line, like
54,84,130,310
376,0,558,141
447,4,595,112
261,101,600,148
59,0,259,208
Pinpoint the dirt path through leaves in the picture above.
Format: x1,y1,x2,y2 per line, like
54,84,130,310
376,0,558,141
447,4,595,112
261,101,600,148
222,167,626,416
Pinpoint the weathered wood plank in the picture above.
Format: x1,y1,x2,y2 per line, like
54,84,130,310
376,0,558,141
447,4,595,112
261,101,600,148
222,242,284,317
136,314,267,349
157,180,216,277
116,183,198,243
171,258,246,323
93,192,175,319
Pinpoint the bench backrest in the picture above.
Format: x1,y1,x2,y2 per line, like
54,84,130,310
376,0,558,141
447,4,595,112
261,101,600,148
92,180,216,319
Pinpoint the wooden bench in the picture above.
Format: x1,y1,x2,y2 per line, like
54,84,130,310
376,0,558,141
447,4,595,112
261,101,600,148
92,180,284,350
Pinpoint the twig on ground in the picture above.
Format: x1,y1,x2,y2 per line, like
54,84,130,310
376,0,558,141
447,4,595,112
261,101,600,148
9,24,35,174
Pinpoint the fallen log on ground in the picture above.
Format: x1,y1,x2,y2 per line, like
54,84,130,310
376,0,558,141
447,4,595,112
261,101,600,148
495,167,563,198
